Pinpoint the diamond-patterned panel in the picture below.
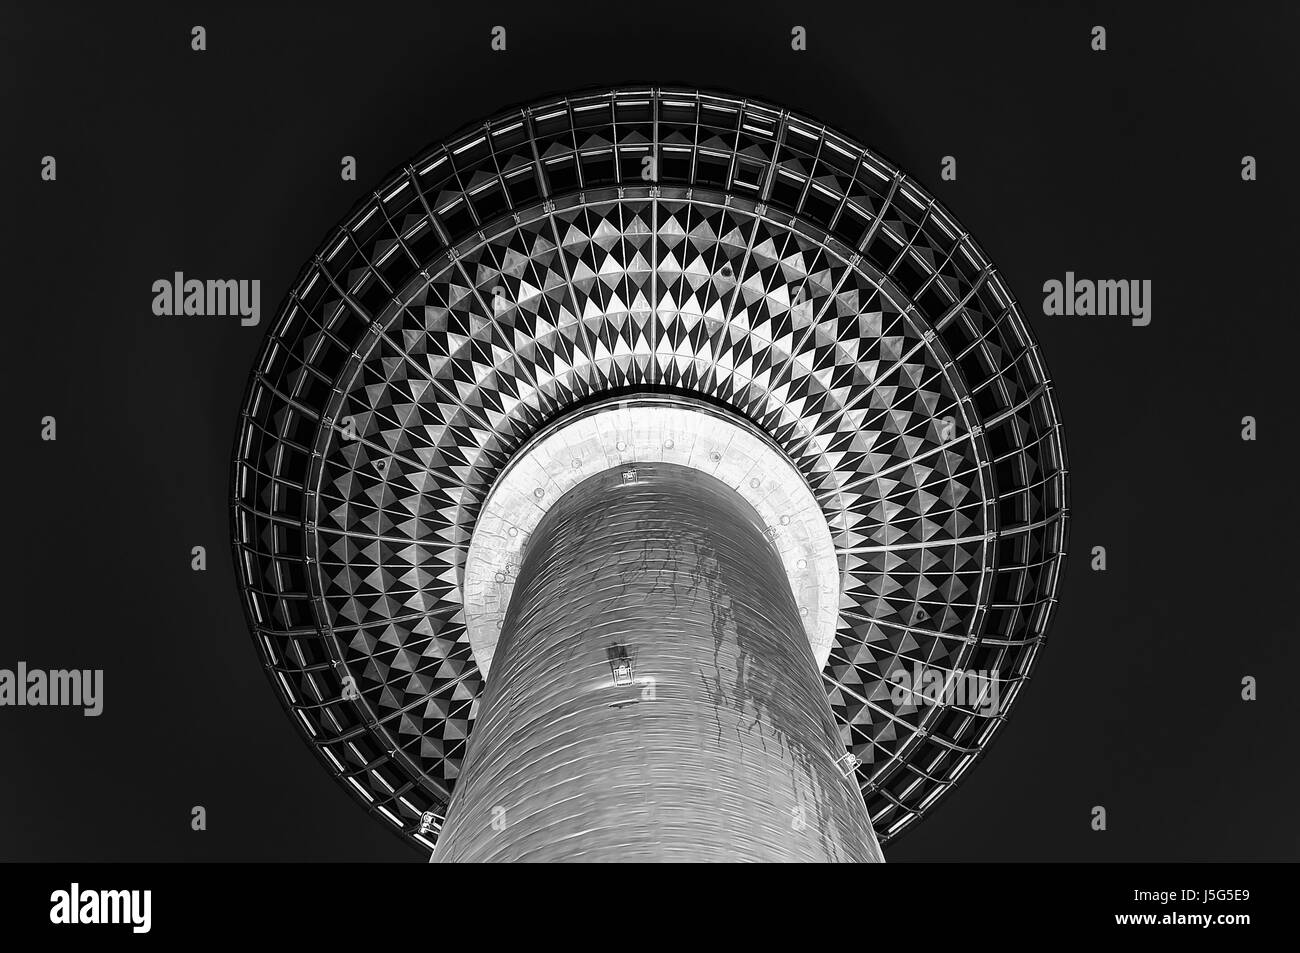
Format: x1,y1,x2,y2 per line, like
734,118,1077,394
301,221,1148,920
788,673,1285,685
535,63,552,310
233,87,1068,853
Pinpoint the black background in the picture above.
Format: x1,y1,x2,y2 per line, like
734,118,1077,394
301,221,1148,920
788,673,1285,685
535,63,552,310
3,0,1297,862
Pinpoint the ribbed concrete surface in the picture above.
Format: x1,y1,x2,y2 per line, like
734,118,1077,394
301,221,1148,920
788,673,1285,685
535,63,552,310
462,396,841,676
436,463,883,862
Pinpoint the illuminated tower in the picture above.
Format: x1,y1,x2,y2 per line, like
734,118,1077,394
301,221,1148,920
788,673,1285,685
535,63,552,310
232,88,1068,862
436,406,881,862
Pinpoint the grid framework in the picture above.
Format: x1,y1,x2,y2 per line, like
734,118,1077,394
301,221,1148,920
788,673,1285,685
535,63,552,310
231,86,1069,852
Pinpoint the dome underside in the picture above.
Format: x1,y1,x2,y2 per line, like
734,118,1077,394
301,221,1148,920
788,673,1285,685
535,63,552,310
232,87,1068,850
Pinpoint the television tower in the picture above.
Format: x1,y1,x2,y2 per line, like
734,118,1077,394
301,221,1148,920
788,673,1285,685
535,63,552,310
232,87,1068,862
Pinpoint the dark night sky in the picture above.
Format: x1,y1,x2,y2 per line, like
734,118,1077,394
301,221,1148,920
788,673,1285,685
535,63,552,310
2,1,1297,862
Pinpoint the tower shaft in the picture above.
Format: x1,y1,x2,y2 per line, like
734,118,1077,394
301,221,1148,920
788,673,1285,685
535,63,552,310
436,463,882,862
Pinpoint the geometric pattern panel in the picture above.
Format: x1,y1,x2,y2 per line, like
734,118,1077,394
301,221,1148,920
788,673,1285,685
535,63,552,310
232,87,1069,852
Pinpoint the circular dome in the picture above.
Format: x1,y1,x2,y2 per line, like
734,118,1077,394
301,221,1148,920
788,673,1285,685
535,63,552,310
231,86,1069,851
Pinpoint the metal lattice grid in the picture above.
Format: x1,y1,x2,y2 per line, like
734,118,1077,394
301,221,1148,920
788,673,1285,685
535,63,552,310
231,86,1069,852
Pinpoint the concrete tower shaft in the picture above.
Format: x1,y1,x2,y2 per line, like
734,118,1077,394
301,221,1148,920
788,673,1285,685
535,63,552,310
436,463,884,862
